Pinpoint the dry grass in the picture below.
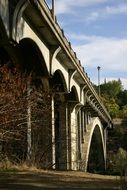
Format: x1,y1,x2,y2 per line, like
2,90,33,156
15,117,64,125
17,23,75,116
0,159,39,172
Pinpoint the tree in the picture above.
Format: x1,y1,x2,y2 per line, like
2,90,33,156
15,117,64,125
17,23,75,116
100,79,123,100
0,64,28,161
0,64,59,169
117,90,127,109
101,96,120,118
122,105,127,118
98,79,127,118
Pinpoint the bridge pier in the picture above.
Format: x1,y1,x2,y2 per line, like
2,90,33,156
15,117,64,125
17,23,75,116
53,95,68,170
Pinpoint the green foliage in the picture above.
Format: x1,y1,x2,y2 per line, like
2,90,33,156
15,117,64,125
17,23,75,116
96,79,127,118
101,96,120,118
117,90,127,108
100,79,122,99
104,98,120,118
122,105,127,118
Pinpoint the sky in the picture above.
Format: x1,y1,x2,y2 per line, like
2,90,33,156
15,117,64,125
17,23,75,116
46,0,127,89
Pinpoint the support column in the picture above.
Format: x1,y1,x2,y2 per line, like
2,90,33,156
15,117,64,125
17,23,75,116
70,108,77,170
81,110,85,143
51,95,56,169
53,94,69,170
104,127,107,170
85,111,88,131
77,110,82,162
67,103,72,170
27,80,32,161
58,101,68,170
67,103,83,170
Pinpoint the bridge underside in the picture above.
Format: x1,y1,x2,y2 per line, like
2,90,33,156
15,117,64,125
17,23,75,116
0,0,112,172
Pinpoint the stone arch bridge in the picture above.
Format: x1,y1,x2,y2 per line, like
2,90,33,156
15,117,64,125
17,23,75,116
0,0,112,172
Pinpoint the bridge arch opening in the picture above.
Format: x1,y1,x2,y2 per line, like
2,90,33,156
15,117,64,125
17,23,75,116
87,124,105,173
18,37,50,91
18,38,49,77
68,86,79,103
51,69,67,93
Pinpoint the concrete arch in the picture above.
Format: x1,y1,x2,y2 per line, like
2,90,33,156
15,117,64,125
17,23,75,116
18,37,49,90
69,86,80,103
51,69,67,92
18,37,49,77
70,79,80,101
51,58,68,90
83,117,105,172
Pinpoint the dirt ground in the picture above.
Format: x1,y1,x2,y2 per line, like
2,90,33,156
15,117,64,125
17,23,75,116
0,169,120,190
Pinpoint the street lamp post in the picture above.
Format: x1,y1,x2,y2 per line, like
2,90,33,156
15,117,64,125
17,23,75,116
97,66,101,96
52,0,55,20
